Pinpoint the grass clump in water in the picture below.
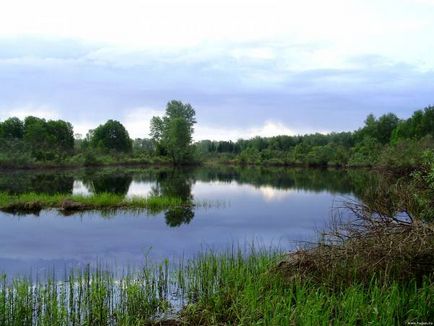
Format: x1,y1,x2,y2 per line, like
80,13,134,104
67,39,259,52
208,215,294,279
0,192,186,214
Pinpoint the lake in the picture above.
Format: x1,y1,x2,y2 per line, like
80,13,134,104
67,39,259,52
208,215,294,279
0,166,372,277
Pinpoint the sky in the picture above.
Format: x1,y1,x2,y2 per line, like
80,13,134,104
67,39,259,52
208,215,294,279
0,0,433,140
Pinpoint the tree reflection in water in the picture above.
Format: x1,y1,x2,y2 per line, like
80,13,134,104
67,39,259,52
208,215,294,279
0,166,390,227
151,169,195,227
89,174,133,195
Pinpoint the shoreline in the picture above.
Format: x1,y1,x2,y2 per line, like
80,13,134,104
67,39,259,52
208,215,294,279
0,159,378,172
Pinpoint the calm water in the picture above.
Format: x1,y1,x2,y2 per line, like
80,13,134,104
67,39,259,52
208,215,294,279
0,166,371,276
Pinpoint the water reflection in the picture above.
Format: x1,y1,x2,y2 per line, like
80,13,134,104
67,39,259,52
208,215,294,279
82,173,133,195
0,166,379,227
0,166,372,197
0,166,384,277
151,169,195,227
0,172,74,194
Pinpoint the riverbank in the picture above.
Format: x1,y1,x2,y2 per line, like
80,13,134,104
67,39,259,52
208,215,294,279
0,156,174,171
0,156,421,177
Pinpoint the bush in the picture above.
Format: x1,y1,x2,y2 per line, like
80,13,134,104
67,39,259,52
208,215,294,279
277,202,434,287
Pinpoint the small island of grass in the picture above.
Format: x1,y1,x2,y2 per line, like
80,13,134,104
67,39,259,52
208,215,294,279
0,192,188,214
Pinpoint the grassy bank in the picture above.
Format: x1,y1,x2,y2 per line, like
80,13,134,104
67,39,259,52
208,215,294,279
0,192,188,214
0,246,432,325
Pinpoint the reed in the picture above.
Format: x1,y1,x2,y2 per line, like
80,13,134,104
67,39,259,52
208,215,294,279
0,247,432,325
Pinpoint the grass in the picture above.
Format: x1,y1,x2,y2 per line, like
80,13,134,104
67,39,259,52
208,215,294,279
179,249,433,325
0,192,188,214
0,248,432,325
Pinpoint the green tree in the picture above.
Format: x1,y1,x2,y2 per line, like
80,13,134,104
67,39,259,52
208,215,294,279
356,113,399,145
0,117,24,139
376,113,400,144
349,136,382,166
46,120,74,152
89,120,132,153
391,106,434,142
150,100,196,165
20,116,75,160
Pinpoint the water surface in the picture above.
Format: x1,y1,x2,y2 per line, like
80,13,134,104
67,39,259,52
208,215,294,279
0,166,371,276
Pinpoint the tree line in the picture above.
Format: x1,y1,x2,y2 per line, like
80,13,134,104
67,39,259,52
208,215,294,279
196,106,434,169
0,100,196,167
0,102,433,169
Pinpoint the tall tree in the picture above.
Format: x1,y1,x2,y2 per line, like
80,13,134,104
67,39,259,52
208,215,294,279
150,100,196,165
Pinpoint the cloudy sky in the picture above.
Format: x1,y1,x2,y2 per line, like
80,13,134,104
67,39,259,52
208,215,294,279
0,0,433,140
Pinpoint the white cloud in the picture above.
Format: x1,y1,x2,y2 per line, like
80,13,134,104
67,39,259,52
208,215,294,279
247,121,295,138
0,0,433,136
410,0,434,4
69,109,165,139
193,181,296,202
71,121,97,138
195,120,325,141
231,47,276,61
0,105,59,121
259,186,295,202
0,0,433,70
122,107,165,139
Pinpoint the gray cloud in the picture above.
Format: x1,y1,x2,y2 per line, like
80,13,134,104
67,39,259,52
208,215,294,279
0,37,433,139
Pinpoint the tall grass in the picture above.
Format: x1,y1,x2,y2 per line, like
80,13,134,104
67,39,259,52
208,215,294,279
0,248,432,325
178,249,433,325
0,264,171,326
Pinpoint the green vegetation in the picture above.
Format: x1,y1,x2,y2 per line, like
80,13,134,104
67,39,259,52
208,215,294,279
197,106,434,169
2,102,432,170
83,119,133,153
181,249,433,325
150,100,197,165
0,116,74,166
0,192,186,214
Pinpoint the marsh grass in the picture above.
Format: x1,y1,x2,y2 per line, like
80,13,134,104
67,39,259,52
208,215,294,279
0,192,189,214
0,264,172,326
0,247,432,325
178,249,433,325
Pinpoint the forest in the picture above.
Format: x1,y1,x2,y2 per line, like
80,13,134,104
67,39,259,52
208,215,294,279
0,102,433,171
